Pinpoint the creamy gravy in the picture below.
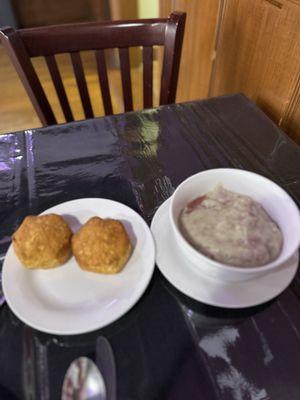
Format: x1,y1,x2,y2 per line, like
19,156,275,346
180,185,283,267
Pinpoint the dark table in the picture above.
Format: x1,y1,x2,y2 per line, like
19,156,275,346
1,94,300,400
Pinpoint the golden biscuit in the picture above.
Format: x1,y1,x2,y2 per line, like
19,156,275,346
72,217,132,274
13,214,72,269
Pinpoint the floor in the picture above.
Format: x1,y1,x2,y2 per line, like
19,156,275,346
0,46,162,134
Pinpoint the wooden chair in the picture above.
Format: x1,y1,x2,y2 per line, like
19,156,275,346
0,12,186,126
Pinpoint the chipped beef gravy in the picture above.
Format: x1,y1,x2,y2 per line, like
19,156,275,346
180,185,283,267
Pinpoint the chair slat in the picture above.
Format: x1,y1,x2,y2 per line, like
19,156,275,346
142,46,153,109
95,50,113,116
118,48,133,112
70,52,94,119
45,55,74,122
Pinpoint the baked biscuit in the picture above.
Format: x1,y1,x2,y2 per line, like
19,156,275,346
72,217,132,274
13,214,72,269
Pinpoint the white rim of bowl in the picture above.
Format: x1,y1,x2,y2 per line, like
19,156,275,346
169,168,300,274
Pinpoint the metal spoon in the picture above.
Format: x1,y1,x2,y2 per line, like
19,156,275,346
61,357,106,400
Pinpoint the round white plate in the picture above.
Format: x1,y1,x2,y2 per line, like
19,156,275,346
3,198,155,335
151,198,299,309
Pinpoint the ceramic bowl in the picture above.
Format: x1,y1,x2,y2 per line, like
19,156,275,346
169,168,300,282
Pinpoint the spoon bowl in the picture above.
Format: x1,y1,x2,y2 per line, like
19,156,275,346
61,357,106,400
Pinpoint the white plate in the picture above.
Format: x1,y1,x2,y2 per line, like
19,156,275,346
3,198,155,335
151,198,299,308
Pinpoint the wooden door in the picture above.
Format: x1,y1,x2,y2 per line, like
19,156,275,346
210,0,300,144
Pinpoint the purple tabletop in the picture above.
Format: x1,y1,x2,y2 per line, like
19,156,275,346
0,93,300,400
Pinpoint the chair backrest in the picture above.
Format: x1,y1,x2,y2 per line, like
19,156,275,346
0,12,186,126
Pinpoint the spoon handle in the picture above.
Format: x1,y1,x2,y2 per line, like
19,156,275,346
96,337,117,400
0,272,6,307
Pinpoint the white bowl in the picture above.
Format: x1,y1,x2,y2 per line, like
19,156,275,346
169,168,300,282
